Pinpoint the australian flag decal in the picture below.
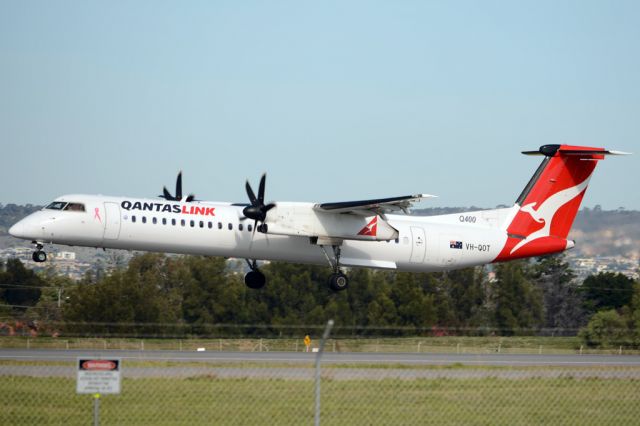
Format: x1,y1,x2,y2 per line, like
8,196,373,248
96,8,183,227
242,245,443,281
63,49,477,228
450,240,463,249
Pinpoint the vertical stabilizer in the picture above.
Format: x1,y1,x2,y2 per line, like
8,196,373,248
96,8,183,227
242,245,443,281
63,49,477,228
494,144,622,261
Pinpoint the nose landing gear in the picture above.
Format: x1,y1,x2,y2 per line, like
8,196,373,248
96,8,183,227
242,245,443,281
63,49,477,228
32,242,47,263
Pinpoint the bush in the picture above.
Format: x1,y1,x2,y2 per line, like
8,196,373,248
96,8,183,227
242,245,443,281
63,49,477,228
578,310,631,348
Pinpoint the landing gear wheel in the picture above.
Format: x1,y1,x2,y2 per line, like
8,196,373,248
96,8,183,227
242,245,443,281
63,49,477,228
32,251,47,263
244,270,266,289
328,272,349,292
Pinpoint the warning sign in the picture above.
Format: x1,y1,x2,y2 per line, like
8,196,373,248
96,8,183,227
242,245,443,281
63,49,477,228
76,358,121,394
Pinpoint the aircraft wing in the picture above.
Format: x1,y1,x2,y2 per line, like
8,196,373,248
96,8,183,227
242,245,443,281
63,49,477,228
313,194,435,215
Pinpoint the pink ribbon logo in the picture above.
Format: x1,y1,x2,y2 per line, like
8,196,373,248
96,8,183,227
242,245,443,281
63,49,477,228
94,208,102,223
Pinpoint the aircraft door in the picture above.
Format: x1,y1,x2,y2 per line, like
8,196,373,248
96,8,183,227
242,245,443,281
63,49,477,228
103,202,122,240
410,227,426,263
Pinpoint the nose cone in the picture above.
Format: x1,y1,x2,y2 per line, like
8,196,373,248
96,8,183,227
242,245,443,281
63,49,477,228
8,222,26,239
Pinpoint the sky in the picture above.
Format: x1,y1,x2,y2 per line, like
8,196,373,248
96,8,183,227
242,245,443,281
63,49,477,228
1,1,638,210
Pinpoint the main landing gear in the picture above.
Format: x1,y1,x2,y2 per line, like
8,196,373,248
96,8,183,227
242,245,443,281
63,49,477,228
321,245,349,292
244,259,266,289
32,242,47,263
328,271,349,292
243,245,351,292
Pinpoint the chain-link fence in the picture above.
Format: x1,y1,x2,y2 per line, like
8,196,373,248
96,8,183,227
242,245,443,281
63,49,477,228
2,327,640,425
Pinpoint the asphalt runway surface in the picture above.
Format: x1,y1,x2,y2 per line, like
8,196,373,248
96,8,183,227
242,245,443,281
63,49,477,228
3,349,640,380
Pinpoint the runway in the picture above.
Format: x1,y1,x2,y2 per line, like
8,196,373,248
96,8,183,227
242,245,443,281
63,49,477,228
2,348,640,367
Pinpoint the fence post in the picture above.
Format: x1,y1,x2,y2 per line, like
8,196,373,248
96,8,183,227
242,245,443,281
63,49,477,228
93,393,101,426
315,319,334,426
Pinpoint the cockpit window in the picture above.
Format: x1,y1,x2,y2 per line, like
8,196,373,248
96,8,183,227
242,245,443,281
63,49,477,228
45,201,67,210
63,203,86,212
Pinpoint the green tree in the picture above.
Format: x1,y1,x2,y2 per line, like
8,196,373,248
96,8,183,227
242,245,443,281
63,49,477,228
579,309,630,347
180,255,245,333
28,267,76,325
389,273,436,331
582,272,635,314
64,253,182,336
0,258,43,308
532,254,585,332
492,260,543,335
440,267,488,331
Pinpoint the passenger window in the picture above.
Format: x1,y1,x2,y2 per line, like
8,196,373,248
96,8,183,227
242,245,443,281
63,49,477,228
142,216,147,224
172,218,176,226
190,220,195,227
239,223,243,231
248,224,252,232
208,222,213,229
132,215,136,223
228,223,233,230
162,218,167,225
218,222,222,230
152,217,157,224
181,219,186,227
395,238,399,244
199,221,204,228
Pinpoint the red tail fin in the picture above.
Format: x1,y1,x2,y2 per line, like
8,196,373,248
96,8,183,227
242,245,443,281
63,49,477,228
495,144,616,261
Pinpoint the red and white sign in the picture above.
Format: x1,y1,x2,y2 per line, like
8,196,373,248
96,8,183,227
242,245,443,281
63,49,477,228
77,358,121,394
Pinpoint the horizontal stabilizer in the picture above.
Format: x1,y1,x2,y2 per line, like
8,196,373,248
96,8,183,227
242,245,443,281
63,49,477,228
522,144,631,157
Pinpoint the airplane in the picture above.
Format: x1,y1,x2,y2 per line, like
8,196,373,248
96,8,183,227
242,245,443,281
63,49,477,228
8,144,629,291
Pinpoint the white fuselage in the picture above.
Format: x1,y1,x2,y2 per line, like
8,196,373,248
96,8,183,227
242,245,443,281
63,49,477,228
9,194,515,272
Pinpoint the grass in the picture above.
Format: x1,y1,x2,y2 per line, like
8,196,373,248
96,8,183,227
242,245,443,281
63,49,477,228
2,373,640,425
3,335,633,355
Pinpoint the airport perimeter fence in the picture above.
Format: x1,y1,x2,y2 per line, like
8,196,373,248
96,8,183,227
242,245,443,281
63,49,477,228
2,323,640,425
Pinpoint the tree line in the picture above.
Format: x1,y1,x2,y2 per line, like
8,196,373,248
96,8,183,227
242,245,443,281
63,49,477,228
1,254,639,347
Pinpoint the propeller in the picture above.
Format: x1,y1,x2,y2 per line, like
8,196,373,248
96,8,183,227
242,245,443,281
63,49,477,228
242,173,275,233
159,171,195,202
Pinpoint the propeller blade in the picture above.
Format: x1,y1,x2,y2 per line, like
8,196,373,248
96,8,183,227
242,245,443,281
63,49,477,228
175,172,183,201
185,194,195,202
245,181,257,205
258,174,266,204
162,187,173,200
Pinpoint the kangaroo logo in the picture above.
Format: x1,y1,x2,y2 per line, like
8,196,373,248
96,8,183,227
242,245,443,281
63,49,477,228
510,175,592,254
358,216,378,236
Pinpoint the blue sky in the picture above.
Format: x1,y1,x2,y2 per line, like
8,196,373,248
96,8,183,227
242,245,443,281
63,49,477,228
1,1,638,209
